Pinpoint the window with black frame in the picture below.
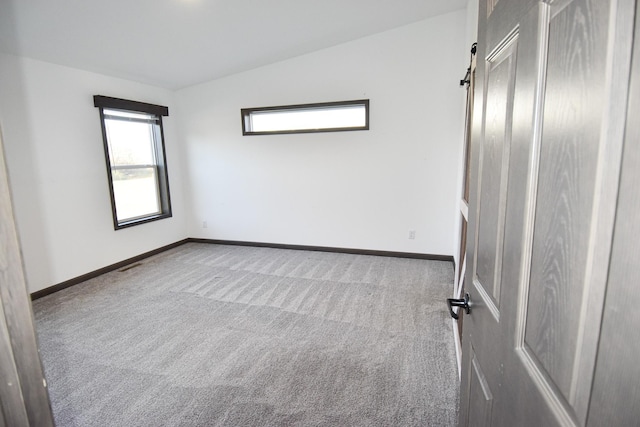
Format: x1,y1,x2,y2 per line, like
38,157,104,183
241,99,369,135
94,95,172,229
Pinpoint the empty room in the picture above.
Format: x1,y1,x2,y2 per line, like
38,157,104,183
1,0,639,426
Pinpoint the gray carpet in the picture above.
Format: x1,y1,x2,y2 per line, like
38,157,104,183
32,243,459,426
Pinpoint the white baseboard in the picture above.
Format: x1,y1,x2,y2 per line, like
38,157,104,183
452,318,462,380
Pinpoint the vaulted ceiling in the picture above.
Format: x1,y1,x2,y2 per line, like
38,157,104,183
0,0,467,89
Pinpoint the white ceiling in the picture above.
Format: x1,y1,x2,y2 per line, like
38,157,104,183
0,0,467,89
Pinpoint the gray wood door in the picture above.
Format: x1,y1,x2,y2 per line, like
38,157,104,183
460,0,638,425
0,128,54,425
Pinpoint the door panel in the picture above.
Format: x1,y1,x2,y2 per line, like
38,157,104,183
461,0,635,425
587,7,640,422
511,0,631,424
523,0,611,411
467,347,493,427
460,6,519,425
475,36,517,309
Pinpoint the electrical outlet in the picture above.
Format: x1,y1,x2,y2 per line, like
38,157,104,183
408,230,416,240
203,221,208,229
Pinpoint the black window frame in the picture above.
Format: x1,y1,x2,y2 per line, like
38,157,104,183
241,99,370,136
94,95,172,230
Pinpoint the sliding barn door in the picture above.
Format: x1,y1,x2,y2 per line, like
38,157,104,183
453,45,476,345
460,0,638,425
0,128,54,425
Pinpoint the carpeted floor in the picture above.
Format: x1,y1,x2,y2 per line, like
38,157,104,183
32,243,459,426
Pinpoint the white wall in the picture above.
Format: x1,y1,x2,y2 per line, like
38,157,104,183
0,53,188,293
465,0,479,50
177,10,467,255
0,10,468,293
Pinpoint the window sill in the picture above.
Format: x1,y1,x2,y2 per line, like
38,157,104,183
115,212,172,230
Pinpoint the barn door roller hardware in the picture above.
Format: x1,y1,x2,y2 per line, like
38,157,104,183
459,43,478,87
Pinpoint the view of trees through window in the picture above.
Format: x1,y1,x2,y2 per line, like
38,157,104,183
103,109,161,223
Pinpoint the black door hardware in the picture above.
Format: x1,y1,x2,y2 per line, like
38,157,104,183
447,293,471,320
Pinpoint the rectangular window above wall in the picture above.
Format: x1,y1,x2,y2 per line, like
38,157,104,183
94,95,172,229
241,99,369,135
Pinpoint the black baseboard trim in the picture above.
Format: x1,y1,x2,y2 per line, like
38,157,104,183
30,239,189,300
187,238,454,263
31,238,454,301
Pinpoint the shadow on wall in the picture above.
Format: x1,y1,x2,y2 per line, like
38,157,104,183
0,1,54,293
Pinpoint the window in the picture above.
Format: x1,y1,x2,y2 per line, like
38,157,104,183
241,99,369,135
94,95,172,229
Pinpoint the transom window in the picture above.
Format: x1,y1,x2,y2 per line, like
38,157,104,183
94,96,172,229
241,99,369,135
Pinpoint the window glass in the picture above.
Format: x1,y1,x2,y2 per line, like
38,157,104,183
242,100,369,135
94,96,172,229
